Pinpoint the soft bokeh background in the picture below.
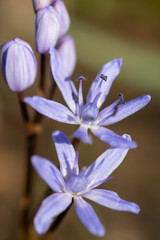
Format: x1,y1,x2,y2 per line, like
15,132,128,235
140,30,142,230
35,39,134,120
0,0,160,240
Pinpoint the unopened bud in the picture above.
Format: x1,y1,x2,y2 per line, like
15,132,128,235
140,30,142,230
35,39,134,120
52,0,70,38
56,35,76,76
36,6,60,53
32,0,54,12
1,38,37,92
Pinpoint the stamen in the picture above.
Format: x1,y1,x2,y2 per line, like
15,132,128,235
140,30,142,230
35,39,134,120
72,92,78,104
75,75,87,82
112,93,125,116
100,74,107,81
119,93,125,104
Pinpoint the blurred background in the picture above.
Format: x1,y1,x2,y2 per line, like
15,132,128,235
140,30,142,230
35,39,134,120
0,0,160,240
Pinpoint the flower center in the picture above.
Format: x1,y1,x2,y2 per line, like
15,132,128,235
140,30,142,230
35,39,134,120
65,169,88,196
81,102,99,122
81,92,100,123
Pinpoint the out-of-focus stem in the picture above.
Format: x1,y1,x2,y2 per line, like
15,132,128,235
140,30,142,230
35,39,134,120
47,80,57,100
72,138,81,150
39,54,47,97
17,91,33,240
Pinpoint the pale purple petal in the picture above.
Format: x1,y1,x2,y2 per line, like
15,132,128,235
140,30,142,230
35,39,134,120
88,176,112,190
31,155,65,192
74,197,105,236
1,40,13,58
83,189,140,214
50,48,77,113
99,95,151,126
91,126,137,149
71,126,93,144
87,58,122,108
97,99,120,125
36,6,60,53
85,134,131,188
72,151,79,175
34,192,72,234
1,38,37,92
52,0,70,38
33,0,54,12
56,35,76,76
52,130,76,179
24,96,77,124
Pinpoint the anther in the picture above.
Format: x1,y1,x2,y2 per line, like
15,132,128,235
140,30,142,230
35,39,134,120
100,74,107,81
119,93,125,104
75,75,87,82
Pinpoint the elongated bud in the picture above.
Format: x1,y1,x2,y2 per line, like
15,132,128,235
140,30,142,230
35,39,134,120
32,0,54,12
36,6,60,53
52,0,70,38
56,35,76,76
1,38,37,92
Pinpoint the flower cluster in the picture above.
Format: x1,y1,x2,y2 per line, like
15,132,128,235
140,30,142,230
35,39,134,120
34,0,76,76
0,0,151,238
1,0,76,92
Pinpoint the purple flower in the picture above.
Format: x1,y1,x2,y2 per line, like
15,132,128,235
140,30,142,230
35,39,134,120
1,38,37,92
35,1,70,53
32,0,54,12
56,34,76,76
52,0,70,39
25,49,151,148
32,130,140,236
36,6,60,53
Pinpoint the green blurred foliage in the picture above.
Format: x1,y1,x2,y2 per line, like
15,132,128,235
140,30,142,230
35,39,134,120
65,0,160,95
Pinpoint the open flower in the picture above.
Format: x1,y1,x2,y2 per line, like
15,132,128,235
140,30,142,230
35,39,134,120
24,49,151,148
32,130,140,236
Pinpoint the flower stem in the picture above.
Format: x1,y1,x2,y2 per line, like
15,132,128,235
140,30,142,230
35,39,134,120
17,91,32,240
72,138,81,150
39,54,47,97
17,93,43,240
47,80,57,100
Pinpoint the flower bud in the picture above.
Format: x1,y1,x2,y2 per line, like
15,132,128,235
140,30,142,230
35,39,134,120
1,38,37,92
36,6,60,53
52,0,70,38
56,35,76,76
32,0,54,12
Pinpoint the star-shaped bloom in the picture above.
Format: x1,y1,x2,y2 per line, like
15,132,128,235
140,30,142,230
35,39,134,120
24,49,151,148
31,130,140,236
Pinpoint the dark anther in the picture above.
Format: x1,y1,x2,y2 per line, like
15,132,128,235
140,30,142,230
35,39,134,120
112,93,125,116
75,75,87,82
100,74,107,81
72,92,78,103
119,93,125,104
